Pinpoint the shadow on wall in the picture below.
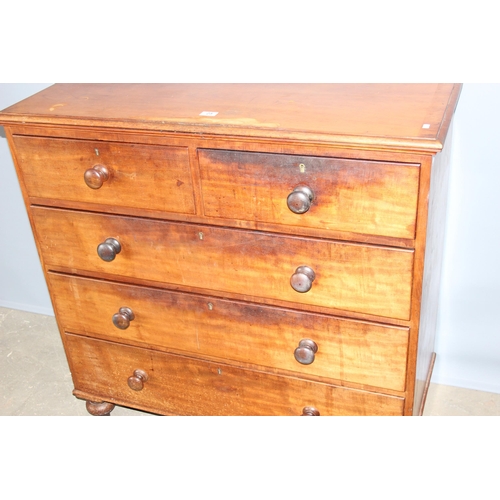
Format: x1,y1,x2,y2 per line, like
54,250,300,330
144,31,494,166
0,126,6,139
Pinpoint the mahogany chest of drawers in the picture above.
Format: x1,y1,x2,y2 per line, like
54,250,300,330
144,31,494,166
0,84,461,416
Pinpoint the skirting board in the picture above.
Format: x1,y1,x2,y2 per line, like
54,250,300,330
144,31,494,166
0,300,54,316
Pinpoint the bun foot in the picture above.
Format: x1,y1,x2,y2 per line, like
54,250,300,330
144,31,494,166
86,400,115,416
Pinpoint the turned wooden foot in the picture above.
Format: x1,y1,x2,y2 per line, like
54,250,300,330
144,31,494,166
86,400,115,416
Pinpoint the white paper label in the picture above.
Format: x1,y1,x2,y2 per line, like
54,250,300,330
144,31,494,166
200,111,218,116
422,123,430,129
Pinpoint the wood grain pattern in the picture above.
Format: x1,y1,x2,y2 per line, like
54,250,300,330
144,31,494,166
0,84,461,152
66,333,405,416
4,123,433,248
0,84,461,416
13,135,195,215
49,272,409,391
199,149,420,239
33,207,414,320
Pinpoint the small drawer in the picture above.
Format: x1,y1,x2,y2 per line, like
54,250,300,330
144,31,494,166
34,207,414,320
199,149,420,240
49,273,409,391
13,135,195,214
66,333,405,416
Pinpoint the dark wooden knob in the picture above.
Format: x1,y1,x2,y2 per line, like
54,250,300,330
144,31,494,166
287,185,314,214
290,266,315,293
127,369,148,391
302,407,320,416
97,238,121,262
84,164,109,189
112,307,135,329
294,339,318,365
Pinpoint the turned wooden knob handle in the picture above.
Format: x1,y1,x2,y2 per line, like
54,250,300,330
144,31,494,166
112,307,135,329
302,407,320,416
97,238,121,262
128,369,148,391
84,164,109,189
290,266,315,293
294,339,318,365
287,185,314,214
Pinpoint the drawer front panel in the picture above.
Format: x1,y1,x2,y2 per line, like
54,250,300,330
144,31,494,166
34,207,414,319
13,135,195,214
66,334,405,416
199,149,420,239
49,273,409,391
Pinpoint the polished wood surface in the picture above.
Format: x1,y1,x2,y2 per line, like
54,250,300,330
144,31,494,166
199,149,420,239
6,124,433,248
0,84,461,416
34,207,414,319
1,83,460,152
66,333,405,416
13,135,195,214
48,272,409,391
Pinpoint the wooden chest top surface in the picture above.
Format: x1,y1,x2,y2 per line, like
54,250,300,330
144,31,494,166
0,83,461,152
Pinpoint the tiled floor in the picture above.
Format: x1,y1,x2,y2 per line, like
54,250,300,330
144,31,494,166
1,305,499,416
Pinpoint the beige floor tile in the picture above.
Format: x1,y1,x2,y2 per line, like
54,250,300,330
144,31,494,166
423,382,500,416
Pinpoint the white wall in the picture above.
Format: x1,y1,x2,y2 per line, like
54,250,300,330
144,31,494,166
0,84,54,315
1,83,499,393
432,83,500,393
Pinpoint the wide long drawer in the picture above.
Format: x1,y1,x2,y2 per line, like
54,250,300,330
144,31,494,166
49,273,409,391
199,149,420,239
13,135,195,214
66,333,405,416
33,207,414,320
